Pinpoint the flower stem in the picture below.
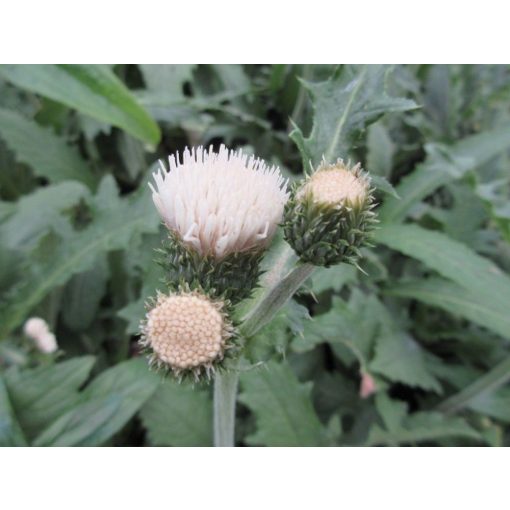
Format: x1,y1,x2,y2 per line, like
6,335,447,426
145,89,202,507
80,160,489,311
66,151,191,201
213,370,239,447
240,260,315,338
436,355,510,414
213,243,315,447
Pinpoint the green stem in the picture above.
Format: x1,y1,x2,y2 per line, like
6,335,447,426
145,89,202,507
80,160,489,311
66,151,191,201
437,355,510,414
212,243,316,447
213,370,239,447
240,261,315,338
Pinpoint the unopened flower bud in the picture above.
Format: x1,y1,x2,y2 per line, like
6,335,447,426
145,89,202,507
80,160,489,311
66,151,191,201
23,317,58,354
283,160,377,267
359,372,376,398
24,317,49,339
150,145,289,303
34,332,58,354
139,290,235,381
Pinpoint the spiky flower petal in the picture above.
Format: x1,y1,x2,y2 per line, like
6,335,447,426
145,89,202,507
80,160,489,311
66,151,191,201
140,290,234,381
283,159,377,267
150,145,289,259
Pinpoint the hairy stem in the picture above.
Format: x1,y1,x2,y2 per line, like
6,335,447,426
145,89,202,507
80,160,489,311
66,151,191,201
213,242,316,447
240,262,315,338
437,355,510,414
213,370,239,447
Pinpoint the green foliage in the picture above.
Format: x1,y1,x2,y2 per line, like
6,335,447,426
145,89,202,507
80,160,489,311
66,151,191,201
0,176,159,337
0,64,160,144
375,224,510,339
1,64,510,446
0,374,27,446
367,394,480,446
5,356,96,441
239,361,327,446
0,108,96,188
290,65,417,166
141,380,213,446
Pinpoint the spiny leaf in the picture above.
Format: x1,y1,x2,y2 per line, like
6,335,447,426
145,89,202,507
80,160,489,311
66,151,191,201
290,65,417,166
0,176,159,338
367,394,481,445
239,361,326,446
0,181,89,251
0,107,96,188
140,380,212,446
370,330,442,393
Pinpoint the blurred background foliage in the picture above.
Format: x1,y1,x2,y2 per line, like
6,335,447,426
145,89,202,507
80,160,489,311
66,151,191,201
1,64,510,447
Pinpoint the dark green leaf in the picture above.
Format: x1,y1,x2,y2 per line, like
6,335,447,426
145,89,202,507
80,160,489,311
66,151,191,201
0,374,27,446
141,380,212,446
0,108,96,188
5,356,96,441
291,65,417,166
0,176,159,338
0,65,160,144
239,361,326,446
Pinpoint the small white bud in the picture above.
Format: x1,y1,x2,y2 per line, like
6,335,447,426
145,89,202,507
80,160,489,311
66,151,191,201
34,332,58,354
23,317,58,354
23,317,49,339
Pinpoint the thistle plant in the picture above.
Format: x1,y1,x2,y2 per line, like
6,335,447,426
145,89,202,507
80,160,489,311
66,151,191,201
140,145,378,447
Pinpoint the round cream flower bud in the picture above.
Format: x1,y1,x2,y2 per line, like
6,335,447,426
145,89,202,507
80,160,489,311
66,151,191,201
283,159,377,267
23,317,58,353
24,317,49,339
34,332,58,354
299,163,369,207
140,290,234,380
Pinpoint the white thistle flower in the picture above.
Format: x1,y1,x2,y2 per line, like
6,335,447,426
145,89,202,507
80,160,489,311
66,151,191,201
149,145,289,258
23,317,58,354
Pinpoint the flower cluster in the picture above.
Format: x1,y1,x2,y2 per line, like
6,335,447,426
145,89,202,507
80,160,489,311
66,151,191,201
141,146,377,381
142,145,287,380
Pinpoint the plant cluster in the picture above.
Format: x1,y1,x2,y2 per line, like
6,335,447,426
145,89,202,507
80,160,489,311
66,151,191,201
0,65,509,446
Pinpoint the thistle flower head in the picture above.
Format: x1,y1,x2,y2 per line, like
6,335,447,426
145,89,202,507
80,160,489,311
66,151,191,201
299,161,369,208
150,145,289,259
283,159,377,267
140,290,234,380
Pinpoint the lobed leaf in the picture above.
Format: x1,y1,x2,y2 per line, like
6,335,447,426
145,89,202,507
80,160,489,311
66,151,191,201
239,361,326,446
